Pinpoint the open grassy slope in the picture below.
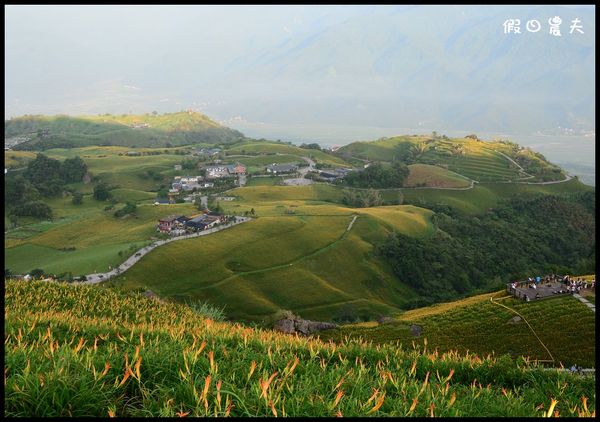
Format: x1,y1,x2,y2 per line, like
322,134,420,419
5,111,244,149
318,289,596,368
404,164,472,188
336,135,566,182
226,141,350,167
5,203,197,275
111,201,434,321
388,178,593,214
5,280,595,417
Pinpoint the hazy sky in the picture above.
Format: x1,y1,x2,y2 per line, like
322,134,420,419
5,5,595,146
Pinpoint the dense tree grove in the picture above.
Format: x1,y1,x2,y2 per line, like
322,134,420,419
378,192,595,308
344,162,409,188
299,143,322,150
5,154,89,220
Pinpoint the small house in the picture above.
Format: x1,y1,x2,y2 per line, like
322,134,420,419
158,215,182,232
226,163,246,175
266,163,298,174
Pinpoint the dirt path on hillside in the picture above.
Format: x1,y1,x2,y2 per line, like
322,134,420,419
189,214,359,292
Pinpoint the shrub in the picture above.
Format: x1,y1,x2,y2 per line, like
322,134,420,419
186,300,227,322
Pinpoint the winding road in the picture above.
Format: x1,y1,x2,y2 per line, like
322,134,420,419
80,216,252,285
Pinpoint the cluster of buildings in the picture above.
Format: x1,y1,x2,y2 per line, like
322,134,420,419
265,163,299,174
317,168,351,182
205,163,246,179
193,147,222,157
170,175,214,194
157,212,227,235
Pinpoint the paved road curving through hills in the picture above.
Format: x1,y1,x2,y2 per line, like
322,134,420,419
80,216,251,285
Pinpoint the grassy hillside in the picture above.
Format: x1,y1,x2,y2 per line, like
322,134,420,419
319,289,596,368
336,135,566,183
5,280,595,417
5,111,244,150
404,164,472,188
110,202,434,321
226,141,350,167
5,203,198,275
389,178,594,214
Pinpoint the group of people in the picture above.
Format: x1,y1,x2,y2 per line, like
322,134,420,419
557,277,595,295
508,274,595,302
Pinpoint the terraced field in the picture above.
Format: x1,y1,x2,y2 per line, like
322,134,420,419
384,178,594,214
319,290,596,368
337,136,531,182
420,140,522,182
404,164,472,188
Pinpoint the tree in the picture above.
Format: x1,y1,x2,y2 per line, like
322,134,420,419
5,175,40,205
93,182,112,201
26,153,62,186
250,208,255,215
300,143,321,150
114,202,137,217
72,191,83,205
11,201,52,219
30,268,45,279
60,156,87,183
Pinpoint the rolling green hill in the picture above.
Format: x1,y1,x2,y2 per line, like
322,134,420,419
4,131,594,329
318,289,596,368
5,280,595,417
404,164,472,188
109,196,434,321
336,135,566,182
226,141,351,167
5,111,244,150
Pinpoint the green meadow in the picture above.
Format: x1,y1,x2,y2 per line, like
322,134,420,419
5,203,198,275
5,111,242,149
5,136,594,326
335,135,563,183
319,290,596,368
226,141,350,167
110,204,433,321
404,164,472,188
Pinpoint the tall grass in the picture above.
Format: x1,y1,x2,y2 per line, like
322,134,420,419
5,280,595,417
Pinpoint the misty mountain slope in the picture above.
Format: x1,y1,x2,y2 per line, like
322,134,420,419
5,6,594,136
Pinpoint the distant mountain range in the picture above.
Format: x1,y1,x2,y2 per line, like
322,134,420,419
6,6,594,137
183,5,595,135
